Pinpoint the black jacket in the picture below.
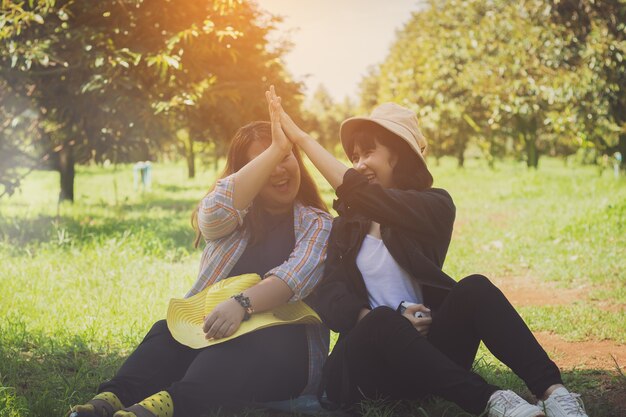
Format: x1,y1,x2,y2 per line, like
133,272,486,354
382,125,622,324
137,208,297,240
308,169,458,334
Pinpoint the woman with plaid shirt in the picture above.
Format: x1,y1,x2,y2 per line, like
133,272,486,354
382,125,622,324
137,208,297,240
69,100,332,417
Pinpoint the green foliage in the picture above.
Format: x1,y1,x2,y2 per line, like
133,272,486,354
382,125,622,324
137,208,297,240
367,0,626,169
0,0,302,199
300,85,355,153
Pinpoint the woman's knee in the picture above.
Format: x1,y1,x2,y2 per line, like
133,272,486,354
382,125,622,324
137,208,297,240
150,319,168,331
349,306,422,358
145,319,169,337
457,274,495,293
357,306,418,341
139,319,177,346
360,306,400,327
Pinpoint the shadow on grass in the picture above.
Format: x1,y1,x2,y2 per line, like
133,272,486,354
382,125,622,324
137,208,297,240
0,326,127,417
154,183,199,194
2,323,624,417
0,209,196,253
400,367,625,417
122,196,199,213
345,366,625,417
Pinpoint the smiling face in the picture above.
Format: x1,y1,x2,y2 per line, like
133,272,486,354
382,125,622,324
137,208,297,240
246,139,301,214
350,138,399,189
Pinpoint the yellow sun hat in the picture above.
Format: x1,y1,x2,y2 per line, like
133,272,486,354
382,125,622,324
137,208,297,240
166,273,321,349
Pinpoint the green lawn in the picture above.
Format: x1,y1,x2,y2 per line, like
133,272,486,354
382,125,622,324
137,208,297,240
0,157,624,417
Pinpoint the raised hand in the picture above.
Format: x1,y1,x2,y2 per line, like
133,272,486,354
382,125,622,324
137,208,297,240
265,85,292,154
265,84,349,190
266,85,310,145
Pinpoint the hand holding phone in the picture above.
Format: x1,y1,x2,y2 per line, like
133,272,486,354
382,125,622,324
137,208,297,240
397,301,432,336
397,301,431,318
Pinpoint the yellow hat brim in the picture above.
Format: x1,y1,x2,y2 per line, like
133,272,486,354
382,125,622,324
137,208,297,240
166,274,321,349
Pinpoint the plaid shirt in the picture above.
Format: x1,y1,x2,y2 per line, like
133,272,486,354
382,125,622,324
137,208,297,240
187,174,333,395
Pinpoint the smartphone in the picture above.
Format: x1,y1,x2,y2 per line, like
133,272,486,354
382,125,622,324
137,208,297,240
396,301,430,318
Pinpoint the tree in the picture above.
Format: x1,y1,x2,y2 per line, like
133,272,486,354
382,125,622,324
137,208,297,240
376,0,492,167
301,85,354,154
357,66,380,114
1,0,302,200
0,0,55,197
146,1,303,178
550,0,626,170
365,0,612,169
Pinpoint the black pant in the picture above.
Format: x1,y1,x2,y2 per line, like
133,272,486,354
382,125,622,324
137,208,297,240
99,320,309,417
325,275,562,415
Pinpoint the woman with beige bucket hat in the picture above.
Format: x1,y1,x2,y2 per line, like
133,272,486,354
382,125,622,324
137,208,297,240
67,98,333,417
266,86,588,417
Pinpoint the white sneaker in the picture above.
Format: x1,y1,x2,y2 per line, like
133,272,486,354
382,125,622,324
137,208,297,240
537,387,588,417
487,390,545,417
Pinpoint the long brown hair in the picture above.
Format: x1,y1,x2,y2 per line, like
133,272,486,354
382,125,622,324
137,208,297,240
192,121,328,247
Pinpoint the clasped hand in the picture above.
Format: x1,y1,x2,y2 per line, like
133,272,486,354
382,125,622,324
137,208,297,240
265,85,310,146
202,298,245,340
401,303,432,337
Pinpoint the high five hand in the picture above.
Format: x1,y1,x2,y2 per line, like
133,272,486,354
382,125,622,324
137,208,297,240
265,85,292,154
265,85,310,145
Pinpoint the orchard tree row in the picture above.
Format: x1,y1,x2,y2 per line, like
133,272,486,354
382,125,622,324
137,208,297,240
360,0,625,169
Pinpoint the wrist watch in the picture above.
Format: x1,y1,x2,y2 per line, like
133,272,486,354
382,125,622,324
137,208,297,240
231,293,254,321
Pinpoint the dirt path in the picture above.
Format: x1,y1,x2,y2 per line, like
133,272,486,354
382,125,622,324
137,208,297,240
492,276,626,372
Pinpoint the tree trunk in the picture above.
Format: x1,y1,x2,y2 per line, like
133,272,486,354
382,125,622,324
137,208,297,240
487,136,497,169
456,135,466,168
58,144,75,202
525,135,539,169
457,147,465,168
186,135,195,179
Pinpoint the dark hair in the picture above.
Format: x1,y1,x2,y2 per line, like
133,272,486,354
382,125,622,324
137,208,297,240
347,122,433,191
191,121,328,248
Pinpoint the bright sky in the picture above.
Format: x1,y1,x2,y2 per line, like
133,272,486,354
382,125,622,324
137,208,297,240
255,0,425,101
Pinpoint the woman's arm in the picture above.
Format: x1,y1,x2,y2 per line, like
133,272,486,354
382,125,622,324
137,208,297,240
296,133,347,190
265,209,333,300
306,270,370,333
197,146,290,242
267,86,348,190
337,169,456,238
197,175,248,241
267,87,455,238
232,94,293,210
204,208,333,339
202,276,293,340
304,220,371,333
197,92,293,242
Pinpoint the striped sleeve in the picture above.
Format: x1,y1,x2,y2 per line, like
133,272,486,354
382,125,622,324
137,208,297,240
197,174,250,241
265,208,333,301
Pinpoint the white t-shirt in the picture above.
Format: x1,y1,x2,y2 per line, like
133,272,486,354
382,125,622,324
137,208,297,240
356,234,424,309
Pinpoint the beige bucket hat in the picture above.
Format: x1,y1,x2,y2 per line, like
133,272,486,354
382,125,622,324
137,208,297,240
166,273,321,349
340,103,428,165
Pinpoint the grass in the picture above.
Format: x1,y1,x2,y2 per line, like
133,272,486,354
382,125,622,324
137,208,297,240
0,157,624,417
